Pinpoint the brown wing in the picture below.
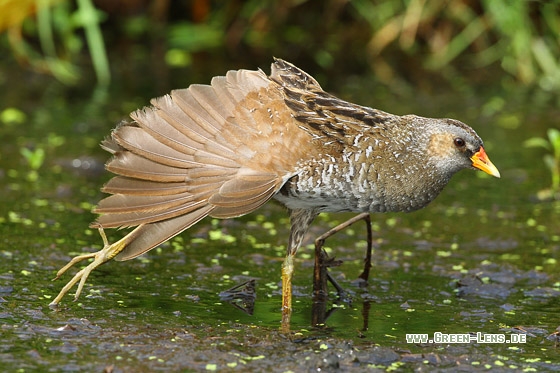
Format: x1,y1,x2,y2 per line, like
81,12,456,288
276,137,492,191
92,62,315,261
270,59,397,151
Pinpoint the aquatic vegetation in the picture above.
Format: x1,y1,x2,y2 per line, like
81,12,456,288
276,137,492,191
2,1,560,91
524,128,560,200
0,0,109,86
354,0,560,89
20,146,45,171
17,132,65,182
20,146,44,182
0,107,26,125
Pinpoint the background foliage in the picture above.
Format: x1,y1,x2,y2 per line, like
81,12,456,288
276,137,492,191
2,0,560,94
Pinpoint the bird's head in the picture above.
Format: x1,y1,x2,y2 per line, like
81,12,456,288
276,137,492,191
413,117,500,179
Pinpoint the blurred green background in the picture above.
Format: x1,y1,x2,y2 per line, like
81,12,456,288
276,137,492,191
3,0,560,94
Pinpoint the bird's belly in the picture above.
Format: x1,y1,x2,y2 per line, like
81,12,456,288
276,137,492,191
274,191,370,212
274,157,441,213
274,173,390,213
274,181,435,214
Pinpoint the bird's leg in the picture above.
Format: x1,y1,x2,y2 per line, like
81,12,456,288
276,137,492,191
313,247,343,301
281,208,318,333
313,213,372,301
50,226,142,306
357,213,373,282
281,254,294,327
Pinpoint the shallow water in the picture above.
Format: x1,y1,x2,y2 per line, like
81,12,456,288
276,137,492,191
1,70,560,372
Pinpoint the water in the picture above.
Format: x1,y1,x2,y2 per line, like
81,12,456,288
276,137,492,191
1,68,559,371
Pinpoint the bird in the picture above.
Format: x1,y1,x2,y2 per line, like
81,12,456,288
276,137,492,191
50,58,500,331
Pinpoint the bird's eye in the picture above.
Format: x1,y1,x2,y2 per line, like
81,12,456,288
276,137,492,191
454,138,465,148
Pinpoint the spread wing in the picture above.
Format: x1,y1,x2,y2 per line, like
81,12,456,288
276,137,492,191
93,61,315,260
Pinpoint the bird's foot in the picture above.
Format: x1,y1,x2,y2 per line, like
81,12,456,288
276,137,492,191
49,228,126,306
313,213,372,292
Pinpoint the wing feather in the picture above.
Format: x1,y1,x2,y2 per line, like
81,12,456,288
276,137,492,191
101,177,188,196
93,60,321,260
106,152,187,182
114,204,215,261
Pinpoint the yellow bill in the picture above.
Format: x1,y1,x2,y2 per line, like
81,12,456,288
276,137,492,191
470,147,500,178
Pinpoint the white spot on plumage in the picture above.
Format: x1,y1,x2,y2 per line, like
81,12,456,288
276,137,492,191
353,133,363,146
